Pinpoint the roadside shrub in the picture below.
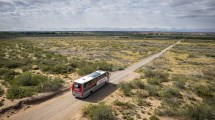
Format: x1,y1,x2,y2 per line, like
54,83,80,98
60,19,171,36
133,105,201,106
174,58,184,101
94,61,113,71
144,69,155,78
147,77,162,85
144,69,169,82
6,86,35,99
37,78,64,92
145,85,160,96
119,81,132,96
113,100,133,109
83,102,115,120
130,79,145,89
78,66,96,76
15,72,48,86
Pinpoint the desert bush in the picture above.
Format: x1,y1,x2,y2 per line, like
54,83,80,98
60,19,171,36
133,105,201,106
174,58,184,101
14,72,48,86
136,90,150,98
160,87,181,98
78,66,96,76
5,60,25,68
144,69,169,83
113,100,133,109
51,64,74,74
183,103,215,120
130,79,145,89
83,102,115,120
191,83,213,97
2,69,19,82
145,84,160,96
150,115,159,120
147,77,162,85
155,106,180,117
119,81,132,96
6,86,35,99
136,98,150,106
94,61,113,71
162,98,182,107
37,78,64,92
173,79,186,89
202,69,215,80
144,69,155,78
21,65,32,72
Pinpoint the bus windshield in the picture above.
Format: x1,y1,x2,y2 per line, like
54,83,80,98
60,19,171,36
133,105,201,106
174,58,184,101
74,83,80,88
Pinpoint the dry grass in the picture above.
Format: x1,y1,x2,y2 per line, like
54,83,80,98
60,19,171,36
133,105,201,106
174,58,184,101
94,39,215,120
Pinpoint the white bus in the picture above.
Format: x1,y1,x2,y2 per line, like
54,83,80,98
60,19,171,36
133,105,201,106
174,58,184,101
72,70,110,98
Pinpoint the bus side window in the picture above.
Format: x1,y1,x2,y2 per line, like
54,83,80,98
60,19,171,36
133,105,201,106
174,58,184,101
83,83,86,88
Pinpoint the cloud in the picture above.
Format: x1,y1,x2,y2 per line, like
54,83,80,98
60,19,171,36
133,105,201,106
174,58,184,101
0,0,215,31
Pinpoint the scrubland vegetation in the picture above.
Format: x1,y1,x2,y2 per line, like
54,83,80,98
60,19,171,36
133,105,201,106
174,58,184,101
82,39,215,120
0,36,175,109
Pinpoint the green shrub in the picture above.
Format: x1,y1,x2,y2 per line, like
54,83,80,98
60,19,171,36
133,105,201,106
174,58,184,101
83,102,115,120
173,79,186,89
78,66,96,76
119,81,132,96
144,69,155,78
136,98,150,106
113,100,133,109
51,64,74,74
191,83,213,97
160,87,181,98
162,98,182,107
21,66,32,72
6,86,35,99
145,85,160,96
144,69,169,82
2,69,19,82
5,60,25,68
94,61,113,71
155,106,180,117
183,103,215,120
147,77,162,85
150,115,159,120
130,79,145,89
37,78,64,92
15,72,48,86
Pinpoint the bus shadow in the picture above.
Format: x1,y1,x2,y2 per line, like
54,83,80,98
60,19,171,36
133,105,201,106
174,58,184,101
79,83,118,103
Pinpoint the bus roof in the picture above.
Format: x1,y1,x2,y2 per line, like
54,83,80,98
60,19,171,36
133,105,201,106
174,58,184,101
73,70,106,84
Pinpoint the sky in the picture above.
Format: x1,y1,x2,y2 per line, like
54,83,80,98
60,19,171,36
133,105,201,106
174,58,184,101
0,0,215,31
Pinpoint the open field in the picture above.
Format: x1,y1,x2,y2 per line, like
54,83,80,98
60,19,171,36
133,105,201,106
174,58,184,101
81,39,215,120
0,36,176,112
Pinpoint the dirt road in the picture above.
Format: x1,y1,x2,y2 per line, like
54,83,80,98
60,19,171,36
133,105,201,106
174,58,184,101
5,41,180,120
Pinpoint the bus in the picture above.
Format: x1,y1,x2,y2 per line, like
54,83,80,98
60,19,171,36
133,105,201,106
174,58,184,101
72,70,110,98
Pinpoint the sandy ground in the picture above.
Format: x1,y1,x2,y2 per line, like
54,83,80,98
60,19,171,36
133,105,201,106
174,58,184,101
1,41,180,120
